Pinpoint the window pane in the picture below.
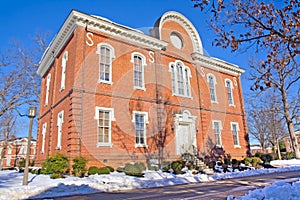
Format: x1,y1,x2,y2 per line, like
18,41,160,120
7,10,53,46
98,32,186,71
177,64,184,95
209,76,216,101
226,81,233,105
98,110,111,143
171,65,176,93
134,56,143,88
135,114,145,145
99,47,111,81
185,69,190,96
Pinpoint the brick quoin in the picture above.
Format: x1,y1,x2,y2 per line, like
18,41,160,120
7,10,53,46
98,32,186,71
35,11,249,169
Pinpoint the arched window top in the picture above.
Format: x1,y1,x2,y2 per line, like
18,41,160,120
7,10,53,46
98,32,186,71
169,60,192,98
225,78,234,88
207,73,216,84
169,60,191,77
130,52,147,66
96,43,115,58
63,51,68,61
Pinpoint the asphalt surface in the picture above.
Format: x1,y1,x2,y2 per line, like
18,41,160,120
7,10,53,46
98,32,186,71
31,170,300,200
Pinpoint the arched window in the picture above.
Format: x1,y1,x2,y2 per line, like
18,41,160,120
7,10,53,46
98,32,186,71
207,74,217,103
45,73,51,106
96,43,115,84
225,79,234,106
169,60,191,98
56,110,64,150
60,51,68,91
131,52,147,90
41,123,47,154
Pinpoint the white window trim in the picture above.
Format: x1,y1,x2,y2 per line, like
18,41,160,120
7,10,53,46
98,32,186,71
225,78,235,107
41,122,47,154
207,73,218,104
56,110,64,150
230,122,241,148
96,43,115,85
132,111,149,148
131,52,147,91
168,60,192,98
60,51,68,92
95,107,115,147
44,73,51,106
212,120,223,147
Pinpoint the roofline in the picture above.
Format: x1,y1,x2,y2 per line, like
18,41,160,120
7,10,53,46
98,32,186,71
191,52,245,75
37,10,168,77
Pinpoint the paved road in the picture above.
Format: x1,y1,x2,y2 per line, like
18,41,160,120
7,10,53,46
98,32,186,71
38,170,300,200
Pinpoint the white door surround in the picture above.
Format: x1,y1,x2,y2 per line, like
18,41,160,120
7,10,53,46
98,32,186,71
174,110,197,155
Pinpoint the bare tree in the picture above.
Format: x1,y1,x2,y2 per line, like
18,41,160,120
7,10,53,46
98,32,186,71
0,32,49,119
248,91,287,154
192,0,300,158
0,111,16,170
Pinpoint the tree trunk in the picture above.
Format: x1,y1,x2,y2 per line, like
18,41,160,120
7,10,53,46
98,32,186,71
276,138,282,160
280,71,300,159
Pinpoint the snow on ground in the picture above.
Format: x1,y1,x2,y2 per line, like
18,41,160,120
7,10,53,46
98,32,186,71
0,159,300,200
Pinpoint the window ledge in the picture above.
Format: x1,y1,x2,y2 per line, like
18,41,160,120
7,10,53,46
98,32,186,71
97,143,113,148
211,100,219,104
55,146,61,150
216,145,223,148
98,80,113,85
229,104,236,107
134,86,146,91
135,144,148,148
172,93,193,99
234,145,241,148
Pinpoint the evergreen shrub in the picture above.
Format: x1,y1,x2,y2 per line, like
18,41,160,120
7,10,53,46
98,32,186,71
41,154,69,179
72,156,88,177
88,166,100,175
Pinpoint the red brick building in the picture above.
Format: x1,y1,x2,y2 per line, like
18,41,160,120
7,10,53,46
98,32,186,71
0,138,36,169
35,10,249,168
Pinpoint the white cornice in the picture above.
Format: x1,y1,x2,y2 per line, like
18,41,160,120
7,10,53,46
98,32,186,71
191,52,245,75
37,11,77,76
37,10,168,77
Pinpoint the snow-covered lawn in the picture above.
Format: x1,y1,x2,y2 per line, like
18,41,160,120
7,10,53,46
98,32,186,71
0,159,300,200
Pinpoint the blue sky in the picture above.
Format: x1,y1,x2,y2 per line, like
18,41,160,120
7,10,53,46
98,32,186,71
1,0,254,138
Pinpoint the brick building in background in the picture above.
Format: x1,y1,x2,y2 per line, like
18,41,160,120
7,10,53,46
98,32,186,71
35,10,249,168
0,138,36,169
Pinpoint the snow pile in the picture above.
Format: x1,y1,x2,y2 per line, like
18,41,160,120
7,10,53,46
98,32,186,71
0,159,300,200
228,180,300,200
270,159,300,168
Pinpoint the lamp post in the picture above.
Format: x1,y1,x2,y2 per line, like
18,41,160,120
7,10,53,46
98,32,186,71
22,106,36,185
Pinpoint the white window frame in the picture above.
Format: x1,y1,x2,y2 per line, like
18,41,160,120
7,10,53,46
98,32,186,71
131,52,147,91
207,73,218,103
230,122,240,148
225,78,235,106
6,147,12,167
56,110,64,150
96,43,115,84
60,51,68,92
169,60,192,98
95,107,115,147
212,120,222,147
41,122,47,154
132,111,149,148
45,73,51,106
